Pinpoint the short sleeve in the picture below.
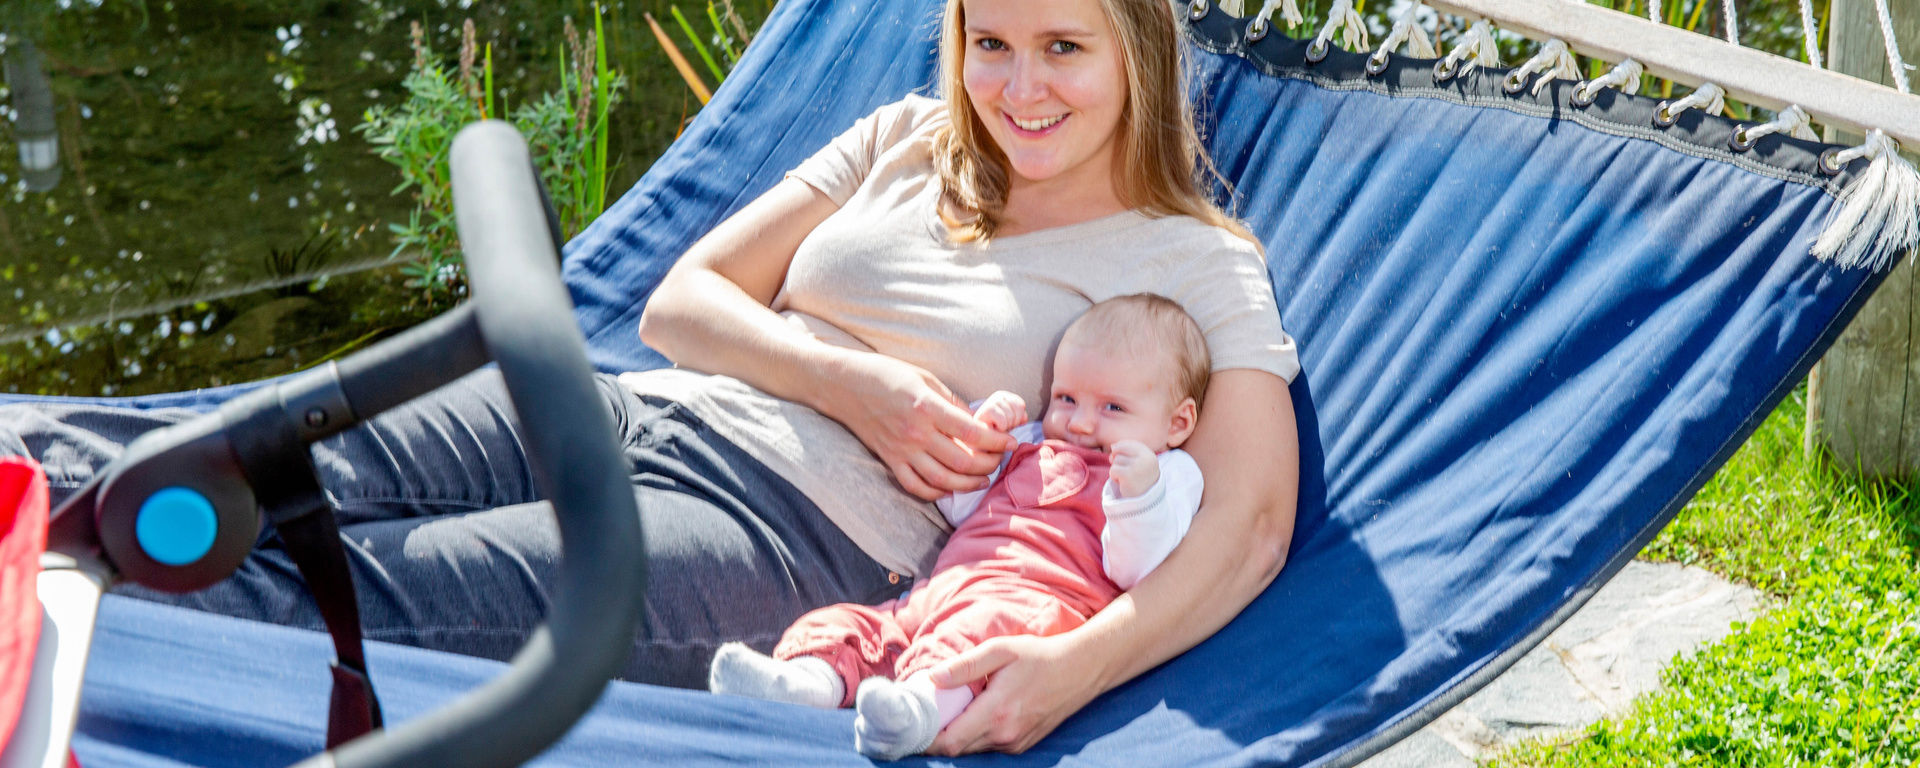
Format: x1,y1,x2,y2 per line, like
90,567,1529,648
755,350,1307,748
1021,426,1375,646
1164,237,1300,383
786,94,945,206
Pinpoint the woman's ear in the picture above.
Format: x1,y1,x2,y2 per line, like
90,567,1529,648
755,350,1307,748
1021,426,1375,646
1166,397,1198,448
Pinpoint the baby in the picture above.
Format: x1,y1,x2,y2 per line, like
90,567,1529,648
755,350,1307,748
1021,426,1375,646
709,293,1209,759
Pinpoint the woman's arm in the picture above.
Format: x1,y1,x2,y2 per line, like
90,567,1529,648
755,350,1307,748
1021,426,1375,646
928,368,1298,754
639,177,845,399
639,178,1012,499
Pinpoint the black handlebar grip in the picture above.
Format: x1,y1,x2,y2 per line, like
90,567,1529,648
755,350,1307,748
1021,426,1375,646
313,122,646,768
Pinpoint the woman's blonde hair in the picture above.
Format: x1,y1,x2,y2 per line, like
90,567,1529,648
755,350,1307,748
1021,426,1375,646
931,0,1252,244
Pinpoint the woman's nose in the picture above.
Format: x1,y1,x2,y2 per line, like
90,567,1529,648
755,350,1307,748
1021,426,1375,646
1003,55,1047,105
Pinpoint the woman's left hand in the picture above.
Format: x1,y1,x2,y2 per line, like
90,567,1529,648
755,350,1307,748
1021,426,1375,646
924,633,1101,755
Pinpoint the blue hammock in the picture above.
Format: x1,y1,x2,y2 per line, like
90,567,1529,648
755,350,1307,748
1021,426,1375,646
45,0,1892,765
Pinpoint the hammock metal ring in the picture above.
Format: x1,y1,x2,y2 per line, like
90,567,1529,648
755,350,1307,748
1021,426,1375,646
1366,52,1391,77
1570,80,1600,107
1434,57,1460,83
1818,147,1848,175
1306,39,1330,64
1189,0,1209,22
1652,101,1679,128
1247,16,1270,42
1729,126,1759,152
1503,71,1531,95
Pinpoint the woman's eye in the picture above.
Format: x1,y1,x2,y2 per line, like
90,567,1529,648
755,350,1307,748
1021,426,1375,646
976,38,1007,52
1049,40,1080,54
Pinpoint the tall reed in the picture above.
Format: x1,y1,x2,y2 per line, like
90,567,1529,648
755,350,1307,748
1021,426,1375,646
359,11,625,308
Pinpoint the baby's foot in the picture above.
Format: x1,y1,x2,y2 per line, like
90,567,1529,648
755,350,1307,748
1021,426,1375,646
707,642,843,708
852,676,939,761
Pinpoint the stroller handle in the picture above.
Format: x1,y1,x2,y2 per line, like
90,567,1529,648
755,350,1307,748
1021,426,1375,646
299,122,645,768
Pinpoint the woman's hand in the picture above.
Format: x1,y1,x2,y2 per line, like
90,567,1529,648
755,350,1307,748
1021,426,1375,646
924,634,1097,755
826,351,1018,501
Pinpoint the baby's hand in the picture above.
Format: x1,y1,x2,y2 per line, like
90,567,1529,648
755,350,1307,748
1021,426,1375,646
1107,440,1159,498
974,391,1028,433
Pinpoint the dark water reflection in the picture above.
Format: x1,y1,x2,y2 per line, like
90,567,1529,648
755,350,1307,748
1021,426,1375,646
0,0,763,395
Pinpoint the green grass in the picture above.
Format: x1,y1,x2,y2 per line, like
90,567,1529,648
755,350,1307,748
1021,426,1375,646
1489,387,1920,767
1645,388,1920,596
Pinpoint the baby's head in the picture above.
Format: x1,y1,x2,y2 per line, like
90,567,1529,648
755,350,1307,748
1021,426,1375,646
1043,294,1209,453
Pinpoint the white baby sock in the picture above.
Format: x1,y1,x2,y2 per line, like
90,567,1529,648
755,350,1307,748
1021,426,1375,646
853,675,940,760
707,642,844,708
853,673,972,760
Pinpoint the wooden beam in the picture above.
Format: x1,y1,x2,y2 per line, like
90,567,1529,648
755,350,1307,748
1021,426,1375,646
1425,0,1920,148
1806,0,1920,476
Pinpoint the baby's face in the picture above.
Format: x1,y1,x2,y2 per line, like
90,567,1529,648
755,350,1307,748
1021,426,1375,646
1042,341,1187,452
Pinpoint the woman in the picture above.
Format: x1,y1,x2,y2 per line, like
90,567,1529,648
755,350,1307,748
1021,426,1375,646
0,0,1299,754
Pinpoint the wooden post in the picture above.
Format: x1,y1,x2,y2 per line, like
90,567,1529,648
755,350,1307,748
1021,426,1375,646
1806,0,1920,475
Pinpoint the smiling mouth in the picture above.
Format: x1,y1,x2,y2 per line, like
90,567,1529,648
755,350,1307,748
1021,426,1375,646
1007,112,1067,133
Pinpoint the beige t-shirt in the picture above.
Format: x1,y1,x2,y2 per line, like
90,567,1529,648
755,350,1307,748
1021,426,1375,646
619,94,1299,577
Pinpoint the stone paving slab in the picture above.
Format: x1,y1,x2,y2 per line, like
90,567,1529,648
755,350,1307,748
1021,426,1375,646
1359,561,1765,768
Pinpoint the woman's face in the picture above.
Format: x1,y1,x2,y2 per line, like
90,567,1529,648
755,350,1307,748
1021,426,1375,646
960,0,1128,192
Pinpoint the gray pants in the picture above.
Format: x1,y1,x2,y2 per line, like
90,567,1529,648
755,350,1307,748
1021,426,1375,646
0,370,899,688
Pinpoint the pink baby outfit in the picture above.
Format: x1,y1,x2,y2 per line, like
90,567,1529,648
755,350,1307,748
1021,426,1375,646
772,440,1122,704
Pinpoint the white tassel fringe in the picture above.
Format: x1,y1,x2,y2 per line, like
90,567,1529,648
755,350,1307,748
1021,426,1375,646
1812,131,1920,271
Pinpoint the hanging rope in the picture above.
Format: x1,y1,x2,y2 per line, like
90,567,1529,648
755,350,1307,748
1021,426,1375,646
1508,39,1580,96
1372,0,1438,67
1798,0,1824,68
1577,58,1645,101
1812,130,1920,271
1438,20,1500,77
1873,0,1913,92
1313,0,1369,53
1251,0,1305,32
1740,104,1820,142
1720,0,1740,44
1659,82,1727,122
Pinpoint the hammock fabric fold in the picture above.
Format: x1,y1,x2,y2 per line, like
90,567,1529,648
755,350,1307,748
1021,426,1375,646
14,0,1890,765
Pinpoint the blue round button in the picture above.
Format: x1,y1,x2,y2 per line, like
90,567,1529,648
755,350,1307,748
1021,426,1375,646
135,487,218,566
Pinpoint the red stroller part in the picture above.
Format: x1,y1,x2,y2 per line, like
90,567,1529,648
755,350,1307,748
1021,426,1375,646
0,458,49,749
0,458,81,768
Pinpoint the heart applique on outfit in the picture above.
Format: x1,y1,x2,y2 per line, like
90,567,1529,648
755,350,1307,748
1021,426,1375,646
1001,443,1091,509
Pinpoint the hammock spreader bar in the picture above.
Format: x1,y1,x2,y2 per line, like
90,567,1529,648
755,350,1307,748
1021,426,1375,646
1425,0,1920,141
1200,0,1920,271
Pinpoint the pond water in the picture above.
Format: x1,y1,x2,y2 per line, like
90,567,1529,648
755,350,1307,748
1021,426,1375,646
0,0,768,396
